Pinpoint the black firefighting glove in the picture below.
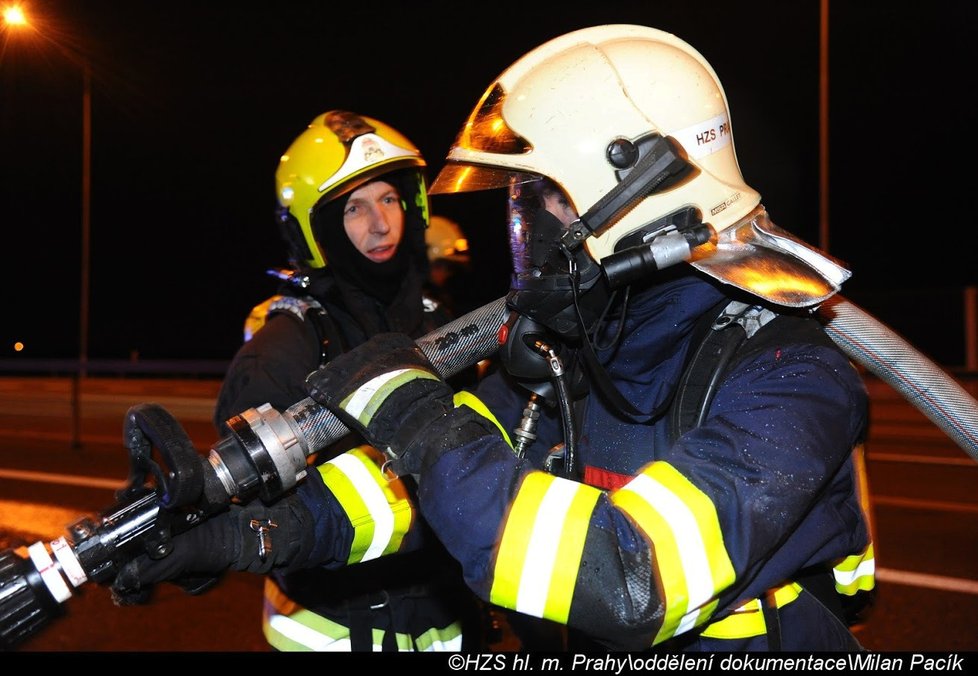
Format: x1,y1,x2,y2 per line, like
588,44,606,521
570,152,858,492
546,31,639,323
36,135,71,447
305,332,496,478
110,494,316,606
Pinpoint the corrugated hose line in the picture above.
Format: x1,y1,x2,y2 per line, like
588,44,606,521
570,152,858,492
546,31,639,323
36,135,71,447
819,295,978,463
286,297,512,457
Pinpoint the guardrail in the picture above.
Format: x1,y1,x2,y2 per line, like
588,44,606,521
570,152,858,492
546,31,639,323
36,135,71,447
0,359,229,378
0,361,229,447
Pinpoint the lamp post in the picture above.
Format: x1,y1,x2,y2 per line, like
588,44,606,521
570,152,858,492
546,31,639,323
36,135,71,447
80,60,91,380
818,0,830,253
3,4,92,447
74,58,91,449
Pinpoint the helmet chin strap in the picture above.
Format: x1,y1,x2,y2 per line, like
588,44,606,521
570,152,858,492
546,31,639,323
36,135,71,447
567,258,671,424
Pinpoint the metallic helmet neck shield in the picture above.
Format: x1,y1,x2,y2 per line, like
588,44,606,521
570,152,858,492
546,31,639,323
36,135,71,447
691,205,851,307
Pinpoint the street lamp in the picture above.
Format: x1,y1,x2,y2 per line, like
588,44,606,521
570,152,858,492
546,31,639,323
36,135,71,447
3,4,92,447
2,4,25,26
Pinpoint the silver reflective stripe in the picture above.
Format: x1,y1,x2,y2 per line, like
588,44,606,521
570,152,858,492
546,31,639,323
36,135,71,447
515,478,580,617
833,557,875,587
424,634,463,652
622,473,712,635
266,610,465,652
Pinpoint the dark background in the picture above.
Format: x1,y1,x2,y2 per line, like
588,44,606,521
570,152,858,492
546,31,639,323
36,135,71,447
2,0,976,364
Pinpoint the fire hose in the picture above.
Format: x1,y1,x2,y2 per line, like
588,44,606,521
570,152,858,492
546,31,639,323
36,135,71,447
819,295,978,463
1,292,975,650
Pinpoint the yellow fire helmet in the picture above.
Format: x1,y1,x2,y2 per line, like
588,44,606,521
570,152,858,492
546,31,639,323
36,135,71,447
430,25,849,307
276,110,429,270
425,215,470,264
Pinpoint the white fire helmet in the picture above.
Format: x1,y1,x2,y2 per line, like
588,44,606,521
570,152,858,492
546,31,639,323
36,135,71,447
429,24,849,307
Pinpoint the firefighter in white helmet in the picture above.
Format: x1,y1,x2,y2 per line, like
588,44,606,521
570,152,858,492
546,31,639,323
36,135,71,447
114,27,874,652
302,25,875,651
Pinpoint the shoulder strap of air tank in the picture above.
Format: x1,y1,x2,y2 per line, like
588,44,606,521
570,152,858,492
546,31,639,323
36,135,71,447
267,295,346,366
669,300,779,441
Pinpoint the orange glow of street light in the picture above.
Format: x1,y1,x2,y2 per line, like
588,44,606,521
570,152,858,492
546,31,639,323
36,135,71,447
2,4,87,69
2,5,29,28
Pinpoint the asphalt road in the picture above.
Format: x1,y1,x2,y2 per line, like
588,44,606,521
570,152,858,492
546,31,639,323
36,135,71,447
0,375,975,653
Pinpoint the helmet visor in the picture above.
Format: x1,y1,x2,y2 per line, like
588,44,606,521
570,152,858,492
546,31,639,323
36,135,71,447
429,83,535,195
430,164,542,195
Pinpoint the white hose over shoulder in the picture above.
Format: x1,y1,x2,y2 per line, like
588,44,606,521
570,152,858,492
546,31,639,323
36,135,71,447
818,295,978,463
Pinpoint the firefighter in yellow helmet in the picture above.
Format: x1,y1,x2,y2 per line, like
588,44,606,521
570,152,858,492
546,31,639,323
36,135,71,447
423,215,475,316
117,110,481,651
114,28,874,652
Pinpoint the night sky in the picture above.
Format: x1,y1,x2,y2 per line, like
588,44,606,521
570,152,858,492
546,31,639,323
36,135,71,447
2,1,976,366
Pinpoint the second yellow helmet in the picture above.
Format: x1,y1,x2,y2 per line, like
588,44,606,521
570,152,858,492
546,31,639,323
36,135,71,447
275,110,429,270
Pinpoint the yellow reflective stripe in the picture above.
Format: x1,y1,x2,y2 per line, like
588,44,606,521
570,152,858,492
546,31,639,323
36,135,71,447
700,582,801,639
772,581,803,607
318,446,414,564
263,578,463,651
263,578,355,651
543,481,601,621
834,542,876,595
610,462,735,644
340,367,439,424
489,471,600,624
413,622,465,652
453,390,513,447
699,599,762,640
843,444,878,595
611,484,686,642
243,295,281,341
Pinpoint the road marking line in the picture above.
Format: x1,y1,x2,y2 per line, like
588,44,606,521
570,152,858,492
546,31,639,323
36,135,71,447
0,468,123,490
868,452,977,467
876,567,978,595
0,500,89,539
0,428,120,444
872,495,978,514
0,427,213,450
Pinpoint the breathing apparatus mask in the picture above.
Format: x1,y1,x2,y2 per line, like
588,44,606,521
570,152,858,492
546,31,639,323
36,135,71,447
498,133,713,401
505,177,606,340
497,176,597,402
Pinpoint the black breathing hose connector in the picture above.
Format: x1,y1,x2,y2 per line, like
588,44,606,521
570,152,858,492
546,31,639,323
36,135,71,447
601,223,715,289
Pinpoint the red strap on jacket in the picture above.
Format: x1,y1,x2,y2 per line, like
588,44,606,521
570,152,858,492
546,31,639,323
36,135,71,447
583,465,631,491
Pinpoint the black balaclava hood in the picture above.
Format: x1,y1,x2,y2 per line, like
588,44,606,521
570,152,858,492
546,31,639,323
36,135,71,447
302,169,433,338
312,172,426,306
